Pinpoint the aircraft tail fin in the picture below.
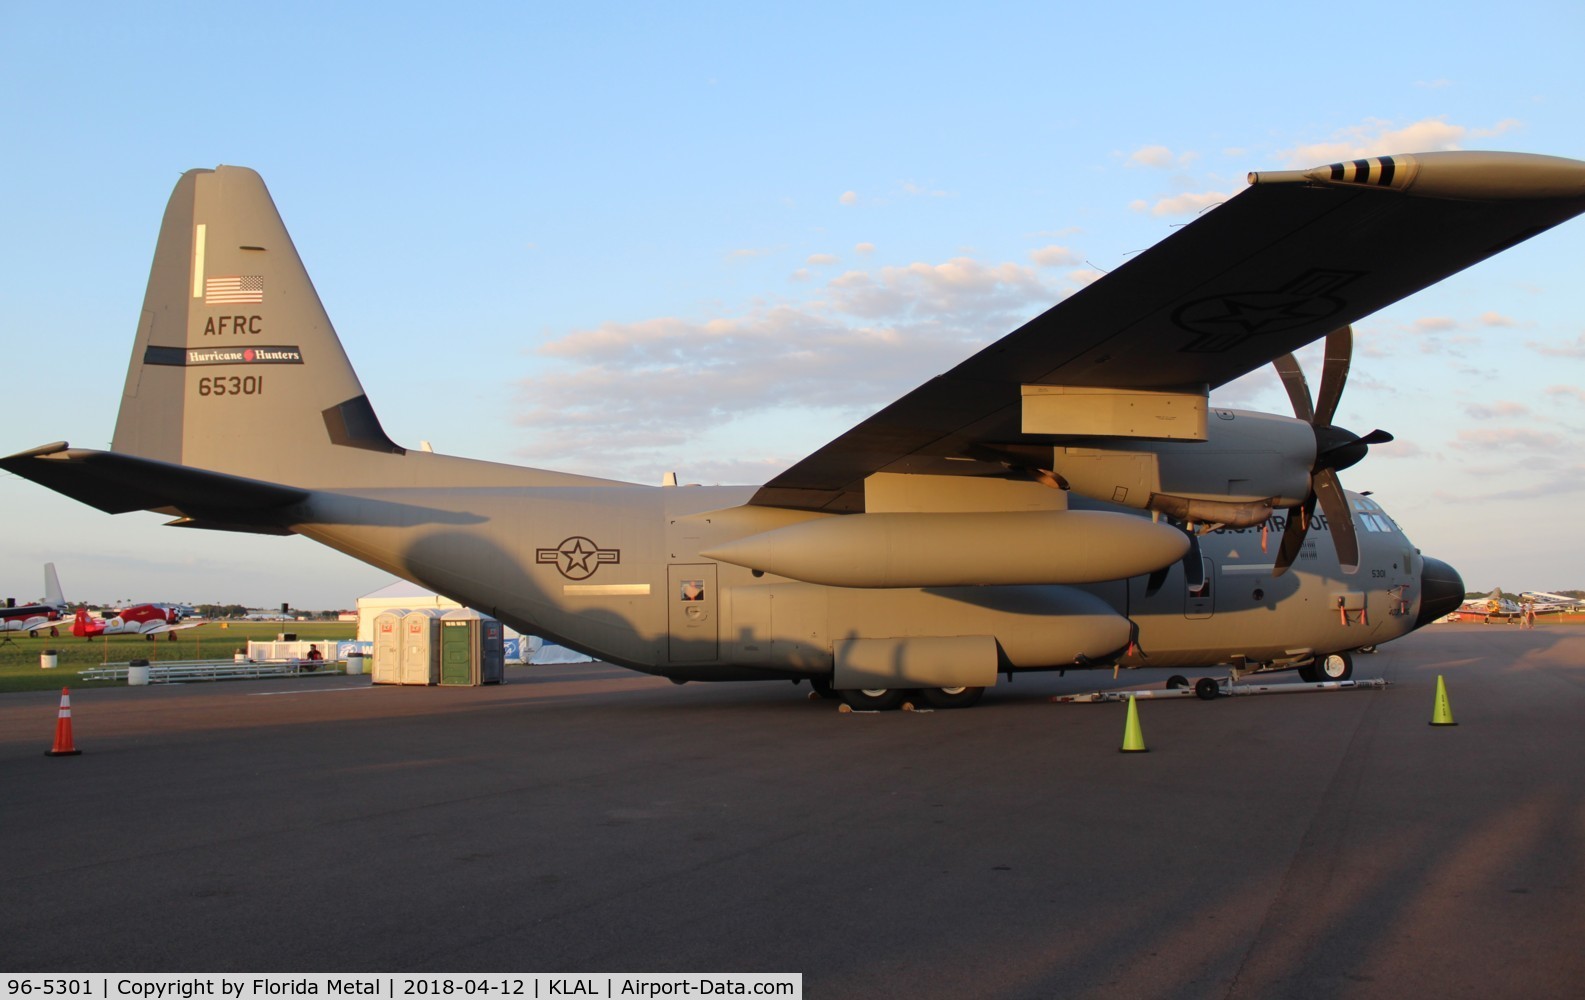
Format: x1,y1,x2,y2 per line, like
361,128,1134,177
111,166,398,487
43,563,65,608
108,166,617,493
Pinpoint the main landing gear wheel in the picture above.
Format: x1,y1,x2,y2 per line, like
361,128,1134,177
916,686,985,709
839,688,906,711
1194,677,1220,700
809,675,839,700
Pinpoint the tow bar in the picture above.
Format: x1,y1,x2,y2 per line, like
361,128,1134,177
1051,677,1389,704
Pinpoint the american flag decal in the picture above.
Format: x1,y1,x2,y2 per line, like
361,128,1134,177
205,275,264,304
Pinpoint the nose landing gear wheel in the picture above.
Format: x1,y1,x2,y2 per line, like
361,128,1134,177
1319,650,1353,680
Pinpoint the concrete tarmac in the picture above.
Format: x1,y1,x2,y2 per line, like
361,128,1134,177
2,624,1582,998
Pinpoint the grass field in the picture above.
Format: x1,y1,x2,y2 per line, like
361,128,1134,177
0,621,356,693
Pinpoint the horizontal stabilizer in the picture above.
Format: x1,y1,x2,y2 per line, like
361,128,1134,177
1,443,307,529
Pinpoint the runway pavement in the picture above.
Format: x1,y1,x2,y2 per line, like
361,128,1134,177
2,624,1581,998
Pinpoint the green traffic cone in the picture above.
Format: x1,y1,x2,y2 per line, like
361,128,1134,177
1430,674,1457,726
1121,695,1148,752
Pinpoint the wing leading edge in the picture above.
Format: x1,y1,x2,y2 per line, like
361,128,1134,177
752,151,1585,512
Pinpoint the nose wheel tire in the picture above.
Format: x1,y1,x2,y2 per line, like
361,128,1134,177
1319,651,1353,680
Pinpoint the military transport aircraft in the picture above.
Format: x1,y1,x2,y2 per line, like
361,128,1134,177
6,154,1585,707
1,563,68,636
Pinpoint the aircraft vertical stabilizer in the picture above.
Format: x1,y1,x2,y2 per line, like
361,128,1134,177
105,166,622,493
43,563,65,608
112,167,390,483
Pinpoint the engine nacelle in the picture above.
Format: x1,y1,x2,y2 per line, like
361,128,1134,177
1047,409,1314,518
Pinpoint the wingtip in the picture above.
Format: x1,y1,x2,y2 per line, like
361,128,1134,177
3,441,70,462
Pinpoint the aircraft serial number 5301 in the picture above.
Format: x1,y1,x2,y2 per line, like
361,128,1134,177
198,375,264,396
8,151,1585,709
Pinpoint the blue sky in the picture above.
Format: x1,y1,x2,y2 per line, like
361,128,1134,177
4,1,1584,607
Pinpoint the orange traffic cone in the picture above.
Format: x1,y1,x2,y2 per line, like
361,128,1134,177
45,687,82,756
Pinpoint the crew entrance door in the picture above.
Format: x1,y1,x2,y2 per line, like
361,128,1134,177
668,564,719,662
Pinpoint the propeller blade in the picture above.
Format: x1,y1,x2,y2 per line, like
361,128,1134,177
1314,468,1359,574
1183,531,1206,593
1273,353,1314,423
1313,326,1353,427
1359,429,1394,446
1272,494,1315,578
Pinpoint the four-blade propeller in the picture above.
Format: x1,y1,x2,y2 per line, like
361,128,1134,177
1270,326,1393,577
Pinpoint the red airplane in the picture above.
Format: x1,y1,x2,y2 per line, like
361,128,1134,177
2,564,68,637
72,605,203,641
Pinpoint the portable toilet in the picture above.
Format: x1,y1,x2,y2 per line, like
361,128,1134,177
400,609,445,685
371,609,409,684
440,608,506,685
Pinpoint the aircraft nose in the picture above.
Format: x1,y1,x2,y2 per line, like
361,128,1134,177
1415,556,1465,629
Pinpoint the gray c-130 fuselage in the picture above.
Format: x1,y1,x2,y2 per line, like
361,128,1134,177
11,153,1577,708
283,462,1451,690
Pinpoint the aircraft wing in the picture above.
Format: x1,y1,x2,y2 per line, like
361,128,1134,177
143,620,205,635
751,151,1585,511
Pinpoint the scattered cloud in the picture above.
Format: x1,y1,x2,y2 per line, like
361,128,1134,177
839,190,857,206
515,256,1065,472
1546,385,1585,403
1527,332,1585,357
1125,145,1199,169
1278,116,1521,166
1478,311,1517,327
1462,401,1531,420
1373,439,1424,459
900,181,950,198
1468,464,1585,501
1452,427,1562,451
854,242,875,255
1129,190,1235,217
1029,244,1080,268
805,253,839,267
1413,316,1458,333
1128,145,1173,168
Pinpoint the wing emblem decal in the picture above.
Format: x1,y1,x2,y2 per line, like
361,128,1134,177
536,536,621,580
1174,269,1363,353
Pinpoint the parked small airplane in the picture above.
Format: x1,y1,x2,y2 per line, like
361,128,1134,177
70,604,202,640
1455,590,1525,622
1520,591,1585,615
7,153,1585,706
1,563,68,636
